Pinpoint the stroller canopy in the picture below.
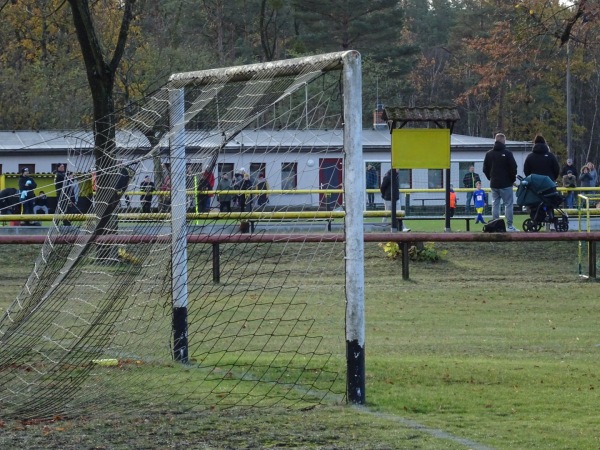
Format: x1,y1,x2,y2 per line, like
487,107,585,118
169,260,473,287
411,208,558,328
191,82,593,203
517,174,560,207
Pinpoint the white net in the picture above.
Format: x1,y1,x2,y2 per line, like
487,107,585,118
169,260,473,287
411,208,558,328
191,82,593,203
0,52,363,420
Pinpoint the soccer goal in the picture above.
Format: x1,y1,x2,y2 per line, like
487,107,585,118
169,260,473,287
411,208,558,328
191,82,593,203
0,51,365,420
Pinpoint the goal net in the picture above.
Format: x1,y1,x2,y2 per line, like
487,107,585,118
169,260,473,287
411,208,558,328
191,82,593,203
0,51,364,420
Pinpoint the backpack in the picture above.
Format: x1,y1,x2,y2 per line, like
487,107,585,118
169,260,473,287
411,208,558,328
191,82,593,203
483,218,506,233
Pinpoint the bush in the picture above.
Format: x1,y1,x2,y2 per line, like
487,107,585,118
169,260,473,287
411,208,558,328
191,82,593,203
378,241,446,262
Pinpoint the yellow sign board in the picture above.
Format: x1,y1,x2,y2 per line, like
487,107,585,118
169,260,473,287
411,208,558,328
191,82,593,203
391,128,450,169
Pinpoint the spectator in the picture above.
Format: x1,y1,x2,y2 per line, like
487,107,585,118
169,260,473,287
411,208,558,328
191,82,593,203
54,163,66,196
159,163,171,212
62,172,79,226
365,164,378,208
234,171,253,212
560,158,577,178
77,173,94,214
562,170,577,209
18,167,37,223
197,169,215,212
33,191,49,214
186,165,196,212
216,173,233,212
586,162,597,188
0,188,19,214
462,165,481,214
140,175,155,214
254,173,269,210
448,185,456,218
473,180,487,224
482,133,519,231
579,166,594,195
523,134,560,181
379,168,410,232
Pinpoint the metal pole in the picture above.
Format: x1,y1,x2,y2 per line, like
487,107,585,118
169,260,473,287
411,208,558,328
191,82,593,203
444,168,451,232
391,168,398,232
342,51,365,404
567,41,573,160
589,240,596,279
170,88,189,363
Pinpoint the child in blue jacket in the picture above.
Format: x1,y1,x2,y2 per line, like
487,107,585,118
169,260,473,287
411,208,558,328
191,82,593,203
473,180,486,224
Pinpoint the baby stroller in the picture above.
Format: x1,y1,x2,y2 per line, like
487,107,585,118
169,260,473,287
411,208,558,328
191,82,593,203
516,174,569,232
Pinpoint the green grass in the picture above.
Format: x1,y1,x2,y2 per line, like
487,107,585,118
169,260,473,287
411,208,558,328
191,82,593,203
0,240,598,449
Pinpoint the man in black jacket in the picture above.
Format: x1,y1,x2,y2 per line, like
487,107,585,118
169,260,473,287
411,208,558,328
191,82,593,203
483,133,519,231
380,169,410,232
523,134,560,181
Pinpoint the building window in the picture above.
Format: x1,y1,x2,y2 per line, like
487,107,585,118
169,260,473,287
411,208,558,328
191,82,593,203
249,163,266,183
428,169,443,189
398,169,412,189
281,163,297,189
218,163,234,179
18,164,35,174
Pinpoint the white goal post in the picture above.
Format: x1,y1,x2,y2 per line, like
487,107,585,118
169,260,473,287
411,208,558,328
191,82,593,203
167,51,366,403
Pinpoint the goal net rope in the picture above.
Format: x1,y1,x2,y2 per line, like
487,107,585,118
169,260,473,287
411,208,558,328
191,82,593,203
0,51,364,420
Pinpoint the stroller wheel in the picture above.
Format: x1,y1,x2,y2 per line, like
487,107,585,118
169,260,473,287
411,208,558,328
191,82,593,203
555,217,569,232
523,218,542,232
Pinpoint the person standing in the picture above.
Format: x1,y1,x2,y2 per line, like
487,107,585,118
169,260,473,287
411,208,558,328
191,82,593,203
234,172,253,212
254,173,270,210
586,162,598,188
523,134,560,181
579,166,594,195
216,173,233,212
560,158,577,178
448,185,456,218
365,164,378,208
197,169,215,213
62,172,79,226
482,133,519,232
473,180,487,224
562,170,577,209
462,165,481,214
140,175,155,213
18,167,37,222
158,163,171,213
379,169,410,232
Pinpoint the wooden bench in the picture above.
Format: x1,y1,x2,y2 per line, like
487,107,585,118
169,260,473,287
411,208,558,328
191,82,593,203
404,215,475,231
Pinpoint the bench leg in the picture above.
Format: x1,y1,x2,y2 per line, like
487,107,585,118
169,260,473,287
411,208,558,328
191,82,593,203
466,219,470,232
212,243,220,283
589,241,597,279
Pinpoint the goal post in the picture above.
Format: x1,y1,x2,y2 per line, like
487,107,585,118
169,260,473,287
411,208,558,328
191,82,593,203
167,50,365,402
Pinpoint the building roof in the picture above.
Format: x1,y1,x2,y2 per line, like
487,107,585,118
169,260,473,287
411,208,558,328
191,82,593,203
0,129,530,153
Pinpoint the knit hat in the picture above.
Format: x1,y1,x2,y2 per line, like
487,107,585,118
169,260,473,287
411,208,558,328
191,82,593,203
534,135,546,144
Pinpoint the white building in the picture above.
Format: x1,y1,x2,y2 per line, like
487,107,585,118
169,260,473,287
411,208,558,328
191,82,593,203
0,129,532,211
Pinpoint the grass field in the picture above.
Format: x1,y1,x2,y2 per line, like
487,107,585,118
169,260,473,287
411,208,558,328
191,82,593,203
0,232,598,449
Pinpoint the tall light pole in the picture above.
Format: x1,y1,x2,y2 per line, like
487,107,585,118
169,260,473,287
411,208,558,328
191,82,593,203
566,40,573,160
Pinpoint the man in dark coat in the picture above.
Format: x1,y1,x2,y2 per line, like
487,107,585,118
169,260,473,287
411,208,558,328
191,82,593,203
0,188,19,214
18,167,37,221
523,134,560,181
462,165,481,214
483,133,518,231
379,169,410,232
560,158,577,178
